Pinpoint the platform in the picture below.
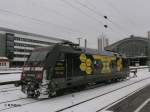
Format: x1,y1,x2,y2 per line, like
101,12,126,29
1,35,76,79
107,84,150,112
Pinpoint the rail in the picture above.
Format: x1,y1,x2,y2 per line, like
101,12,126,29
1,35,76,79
0,80,20,85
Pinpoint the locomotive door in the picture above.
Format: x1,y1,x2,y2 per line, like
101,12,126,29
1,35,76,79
65,53,83,86
66,54,74,80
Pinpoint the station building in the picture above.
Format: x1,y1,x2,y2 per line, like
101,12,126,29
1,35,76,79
0,57,9,70
0,27,64,67
105,36,149,66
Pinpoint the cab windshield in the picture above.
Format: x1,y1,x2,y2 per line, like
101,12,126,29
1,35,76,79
26,46,53,66
28,50,48,62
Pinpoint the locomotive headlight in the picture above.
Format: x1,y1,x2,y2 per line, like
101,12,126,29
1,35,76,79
35,67,43,71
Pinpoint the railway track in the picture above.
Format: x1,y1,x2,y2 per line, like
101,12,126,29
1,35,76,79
56,76,150,112
0,81,20,86
0,98,27,105
0,71,149,112
0,98,28,112
0,97,47,112
0,86,17,90
96,86,145,112
0,88,20,93
0,85,20,93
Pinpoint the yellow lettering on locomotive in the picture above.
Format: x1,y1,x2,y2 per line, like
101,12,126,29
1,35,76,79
55,67,64,70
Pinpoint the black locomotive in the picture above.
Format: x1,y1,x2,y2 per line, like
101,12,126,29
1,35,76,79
19,41,129,98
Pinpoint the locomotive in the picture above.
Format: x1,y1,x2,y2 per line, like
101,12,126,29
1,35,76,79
18,41,129,98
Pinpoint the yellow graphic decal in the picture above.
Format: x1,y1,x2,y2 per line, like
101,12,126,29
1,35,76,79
93,55,112,61
117,59,123,71
79,53,93,75
86,59,92,66
111,56,116,60
80,63,87,71
101,62,111,73
80,53,86,62
93,55,102,60
86,67,92,75
93,55,112,73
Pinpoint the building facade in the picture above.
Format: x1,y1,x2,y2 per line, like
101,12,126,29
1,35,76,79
105,36,149,66
0,27,64,67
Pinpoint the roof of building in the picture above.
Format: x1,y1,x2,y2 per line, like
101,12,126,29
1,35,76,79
105,36,149,51
0,26,66,42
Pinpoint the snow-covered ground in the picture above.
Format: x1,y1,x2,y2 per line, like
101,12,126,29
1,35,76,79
0,68,150,112
0,70,22,74
0,68,22,82
0,73,21,82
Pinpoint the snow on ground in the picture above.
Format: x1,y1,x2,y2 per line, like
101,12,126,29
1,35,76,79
0,70,22,74
0,68,150,112
0,73,21,82
0,68,21,82
0,68,22,74
0,87,25,103
0,84,26,111
0,84,16,90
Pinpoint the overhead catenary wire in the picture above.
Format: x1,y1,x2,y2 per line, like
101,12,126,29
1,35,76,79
0,8,85,35
61,0,129,37
60,0,108,29
74,0,105,20
74,0,131,35
101,0,136,35
35,0,127,38
104,0,137,27
29,0,101,33
0,0,129,43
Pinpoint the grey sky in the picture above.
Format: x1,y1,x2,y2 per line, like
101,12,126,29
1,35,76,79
0,0,149,48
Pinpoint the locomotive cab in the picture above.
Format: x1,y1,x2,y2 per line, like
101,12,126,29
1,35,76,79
20,42,82,98
20,46,54,98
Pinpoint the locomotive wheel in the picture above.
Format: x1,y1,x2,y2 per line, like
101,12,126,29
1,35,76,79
48,89,64,98
27,91,34,98
27,89,39,98
48,81,62,97
48,91,56,98
104,80,111,84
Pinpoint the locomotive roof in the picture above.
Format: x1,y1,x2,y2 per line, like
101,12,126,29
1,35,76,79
33,44,81,53
82,48,117,57
33,44,120,57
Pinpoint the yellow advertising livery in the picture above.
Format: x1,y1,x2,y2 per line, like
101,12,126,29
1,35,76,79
17,41,129,98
